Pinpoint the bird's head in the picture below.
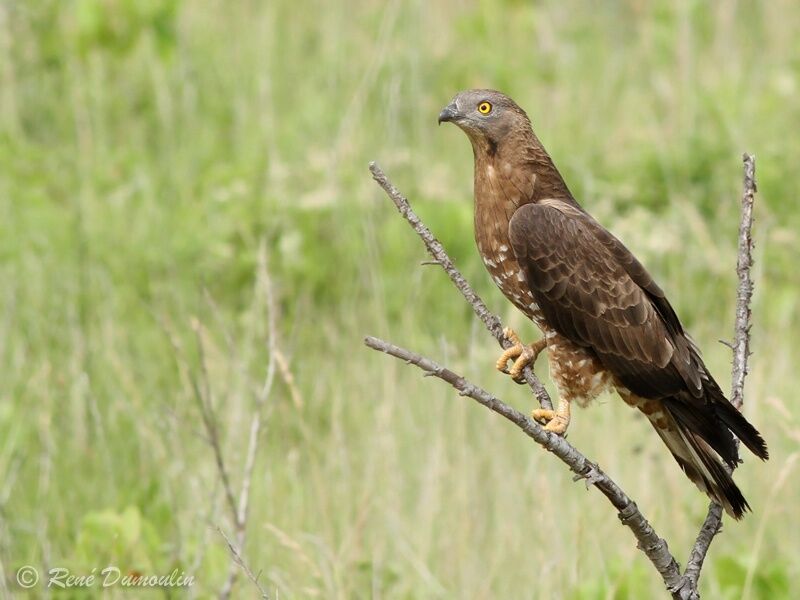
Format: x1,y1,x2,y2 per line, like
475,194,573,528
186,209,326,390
438,89,531,151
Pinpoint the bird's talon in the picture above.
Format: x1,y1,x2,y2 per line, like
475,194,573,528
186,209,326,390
502,327,522,346
496,329,546,381
531,408,555,423
544,416,570,435
531,406,571,436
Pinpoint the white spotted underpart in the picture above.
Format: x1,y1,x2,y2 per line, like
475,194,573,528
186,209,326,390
475,191,613,408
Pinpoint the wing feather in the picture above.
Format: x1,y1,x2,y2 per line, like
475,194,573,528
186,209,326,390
508,201,690,398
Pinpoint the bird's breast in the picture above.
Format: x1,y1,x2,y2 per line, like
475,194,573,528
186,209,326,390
474,207,546,327
473,161,549,327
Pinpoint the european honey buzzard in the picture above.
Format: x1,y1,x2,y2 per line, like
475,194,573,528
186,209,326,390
439,89,768,518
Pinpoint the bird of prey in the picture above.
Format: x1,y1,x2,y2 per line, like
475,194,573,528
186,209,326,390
438,89,768,518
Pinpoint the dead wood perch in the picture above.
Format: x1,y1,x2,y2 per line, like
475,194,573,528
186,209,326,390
364,154,758,599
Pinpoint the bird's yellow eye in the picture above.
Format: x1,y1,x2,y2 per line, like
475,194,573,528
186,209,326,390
478,101,492,114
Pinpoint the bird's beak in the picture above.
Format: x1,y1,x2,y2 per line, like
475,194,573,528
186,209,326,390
438,101,459,125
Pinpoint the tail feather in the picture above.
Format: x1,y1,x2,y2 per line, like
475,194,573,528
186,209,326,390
704,378,769,460
649,409,750,519
663,397,739,468
646,372,769,519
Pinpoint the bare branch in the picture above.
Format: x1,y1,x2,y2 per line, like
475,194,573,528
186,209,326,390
681,503,724,595
220,240,277,599
161,253,279,598
274,348,304,410
369,161,552,410
190,319,240,523
730,153,757,411
364,335,684,593
217,526,270,600
680,153,758,595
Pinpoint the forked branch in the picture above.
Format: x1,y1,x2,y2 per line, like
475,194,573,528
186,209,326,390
365,155,757,599
678,153,758,596
165,242,277,600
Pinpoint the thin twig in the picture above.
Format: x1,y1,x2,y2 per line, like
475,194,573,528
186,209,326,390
161,281,277,598
220,241,277,600
190,319,240,523
681,503,723,596
217,526,270,599
369,162,552,411
679,153,758,597
364,335,685,593
274,348,304,410
730,153,757,412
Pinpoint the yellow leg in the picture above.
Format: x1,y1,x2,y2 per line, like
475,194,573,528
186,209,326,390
531,398,571,435
496,328,547,383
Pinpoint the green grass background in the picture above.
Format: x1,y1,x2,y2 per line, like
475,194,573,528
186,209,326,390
1,0,798,597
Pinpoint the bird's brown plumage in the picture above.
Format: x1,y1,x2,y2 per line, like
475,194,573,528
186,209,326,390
440,89,768,518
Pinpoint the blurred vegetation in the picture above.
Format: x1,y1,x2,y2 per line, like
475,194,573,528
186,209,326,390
0,0,798,597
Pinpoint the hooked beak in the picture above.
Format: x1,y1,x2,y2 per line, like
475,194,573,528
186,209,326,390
438,101,459,125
